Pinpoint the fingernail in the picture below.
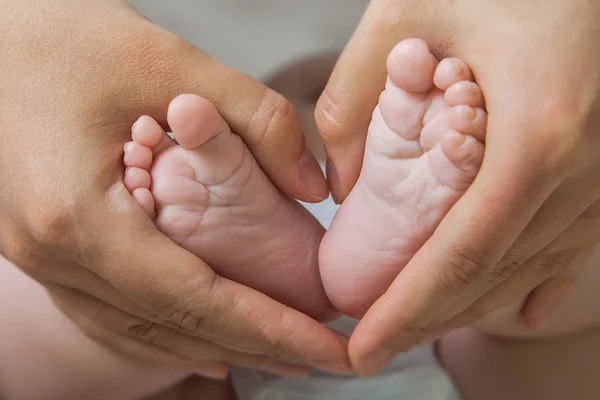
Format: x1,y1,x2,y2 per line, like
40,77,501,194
358,349,395,377
452,59,467,78
454,132,466,146
325,157,342,204
461,105,476,120
299,150,328,201
264,361,312,379
193,363,229,380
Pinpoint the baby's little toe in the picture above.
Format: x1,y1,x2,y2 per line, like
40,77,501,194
124,141,153,170
434,58,474,90
124,167,151,192
447,105,487,142
440,132,485,181
445,81,485,108
132,115,174,155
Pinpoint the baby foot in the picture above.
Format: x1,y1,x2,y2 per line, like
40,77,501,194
319,39,487,318
123,94,336,321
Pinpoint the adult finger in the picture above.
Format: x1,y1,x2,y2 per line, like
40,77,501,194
51,288,198,368
446,241,595,333
48,272,303,378
51,286,311,377
421,174,600,330
519,250,589,332
521,199,600,329
87,188,350,374
315,1,449,202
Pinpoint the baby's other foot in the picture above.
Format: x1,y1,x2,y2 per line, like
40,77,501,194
123,94,336,321
320,39,487,317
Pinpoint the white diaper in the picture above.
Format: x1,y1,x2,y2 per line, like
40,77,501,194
230,318,460,400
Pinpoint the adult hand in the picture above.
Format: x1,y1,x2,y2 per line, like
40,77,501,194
0,0,347,378
315,0,600,374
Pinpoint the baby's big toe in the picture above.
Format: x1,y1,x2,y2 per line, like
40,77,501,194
168,95,224,150
387,38,437,93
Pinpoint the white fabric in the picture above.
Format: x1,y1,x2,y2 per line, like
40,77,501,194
230,341,459,400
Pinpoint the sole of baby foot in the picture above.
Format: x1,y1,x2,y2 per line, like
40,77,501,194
320,39,487,318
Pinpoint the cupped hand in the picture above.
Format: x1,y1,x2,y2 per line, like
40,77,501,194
0,0,347,378
315,0,600,374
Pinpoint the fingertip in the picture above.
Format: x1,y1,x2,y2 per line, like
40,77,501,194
193,362,230,380
299,150,329,202
315,71,378,202
325,157,343,204
324,139,366,203
251,91,324,203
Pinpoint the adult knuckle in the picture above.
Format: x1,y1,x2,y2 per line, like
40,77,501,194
231,299,290,360
248,88,296,150
165,273,220,337
440,248,491,291
264,335,287,360
168,309,205,334
261,307,292,359
538,249,578,278
488,253,528,283
378,293,424,334
26,204,77,251
127,321,161,345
